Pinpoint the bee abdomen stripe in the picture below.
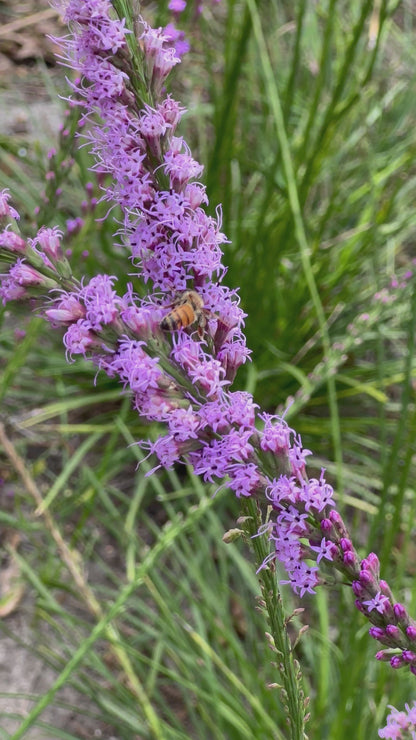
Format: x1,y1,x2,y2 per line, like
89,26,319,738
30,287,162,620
161,303,196,330
181,305,195,325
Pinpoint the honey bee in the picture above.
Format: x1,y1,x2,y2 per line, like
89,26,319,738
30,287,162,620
160,290,206,333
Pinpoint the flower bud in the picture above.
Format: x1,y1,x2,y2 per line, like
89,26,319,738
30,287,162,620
222,528,244,543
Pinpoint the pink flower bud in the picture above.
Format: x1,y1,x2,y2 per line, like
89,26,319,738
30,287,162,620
369,627,384,641
385,625,400,638
10,261,48,287
32,226,63,261
406,625,416,641
0,230,27,253
393,603,410,626
352,581,364,598
0,189,20,220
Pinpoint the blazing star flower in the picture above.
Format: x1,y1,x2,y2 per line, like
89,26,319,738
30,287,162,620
169,0,187,12
0,189,20,220
1,1,416,686
378,702,416,739
163,23,190,58
0,274,27,304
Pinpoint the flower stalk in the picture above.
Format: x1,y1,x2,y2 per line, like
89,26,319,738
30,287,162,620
241,496,309,739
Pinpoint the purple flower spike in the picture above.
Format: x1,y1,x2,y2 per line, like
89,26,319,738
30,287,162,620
1,3,415,694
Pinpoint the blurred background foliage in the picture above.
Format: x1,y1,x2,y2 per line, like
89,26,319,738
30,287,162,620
0,0,416,738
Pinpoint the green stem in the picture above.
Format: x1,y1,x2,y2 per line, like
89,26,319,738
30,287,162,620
245,0,343,493
283,0,307,118
242,497,308,740
296,0,337,165
206,4,253,198
299,0,374,196
371,279,416,562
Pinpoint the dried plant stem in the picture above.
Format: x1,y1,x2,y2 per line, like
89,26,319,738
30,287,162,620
0,423,163,738
0,9,60,38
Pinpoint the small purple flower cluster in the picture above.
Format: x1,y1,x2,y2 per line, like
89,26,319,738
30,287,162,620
1,0,416,692
164,0,222,58
378,701,416,739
